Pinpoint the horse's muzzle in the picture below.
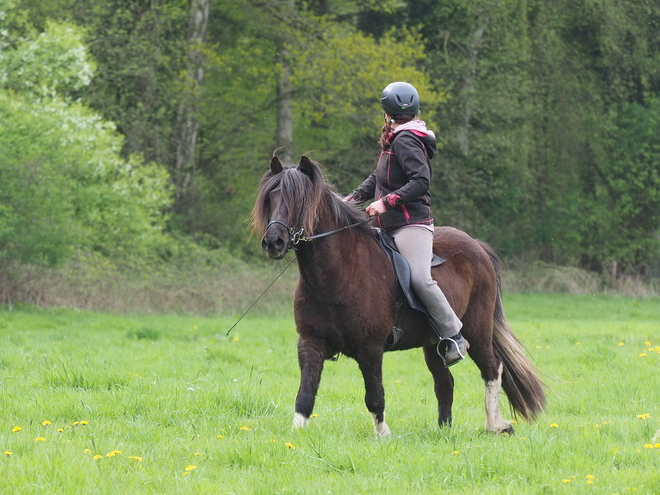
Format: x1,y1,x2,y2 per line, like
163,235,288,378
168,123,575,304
262,233,289,259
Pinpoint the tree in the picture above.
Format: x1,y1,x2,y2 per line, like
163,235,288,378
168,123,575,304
0,15,172,269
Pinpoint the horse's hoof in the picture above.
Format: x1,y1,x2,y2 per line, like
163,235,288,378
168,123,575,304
500,424,515,435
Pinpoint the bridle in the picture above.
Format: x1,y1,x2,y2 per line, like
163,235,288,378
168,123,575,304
265,217,372,250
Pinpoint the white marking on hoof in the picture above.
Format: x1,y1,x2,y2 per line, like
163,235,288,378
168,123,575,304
371,413,391,438
293,412,309,429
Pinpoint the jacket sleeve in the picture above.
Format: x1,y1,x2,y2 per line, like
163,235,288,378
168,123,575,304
349,172,377,203
382,133,430,210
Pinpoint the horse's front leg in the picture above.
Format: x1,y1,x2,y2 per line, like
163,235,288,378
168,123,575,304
293,336,327,429
357,348,390,437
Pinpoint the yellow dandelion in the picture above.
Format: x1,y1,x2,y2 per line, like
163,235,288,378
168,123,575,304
240,426,251,431
639,353,647,357
285,443,296,450
645,341,652,347
182,472,190,476
586,475,595,479
575,341,580,345
41,420,51,426
185,465,197,472
93,455,103,460
217,434,224,439
73,422,79,426
193,326,198,330
655,444,660,449
83,449,92,454
57,429,64,433
80,421,88,426
563,479,571,483
550,423,559,428
4,451,12,456
644,444,654,449
11,426,21,433
618,342,625,346
194,452,201,456
453,451,460,455
311,414,319,418
35,437,46,442
586,480,593,484
637,414,651,419
106,450,122,457
233,337,240,342
128,456,143,462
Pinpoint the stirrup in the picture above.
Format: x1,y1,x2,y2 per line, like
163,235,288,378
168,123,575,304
436,337,467,368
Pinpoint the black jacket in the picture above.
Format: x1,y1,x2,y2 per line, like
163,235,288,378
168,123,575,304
350,130,436,231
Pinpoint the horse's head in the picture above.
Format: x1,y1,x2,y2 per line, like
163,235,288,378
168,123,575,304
252,155,325,259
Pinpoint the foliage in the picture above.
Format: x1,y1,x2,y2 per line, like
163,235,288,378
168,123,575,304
4,0,660,275
0,296,659,492
0,14,172,269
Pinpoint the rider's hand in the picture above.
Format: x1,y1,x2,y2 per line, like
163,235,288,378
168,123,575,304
365,199,387,217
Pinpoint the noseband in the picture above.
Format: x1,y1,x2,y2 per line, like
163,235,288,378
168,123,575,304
266,219,307,247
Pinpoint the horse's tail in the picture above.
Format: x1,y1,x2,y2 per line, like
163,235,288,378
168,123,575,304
479,242,547,421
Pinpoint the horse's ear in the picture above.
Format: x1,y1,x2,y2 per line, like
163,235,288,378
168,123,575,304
298,155,316,180
270,155,283,174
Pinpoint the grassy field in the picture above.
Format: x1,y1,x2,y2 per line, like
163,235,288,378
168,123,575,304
0,294,658,494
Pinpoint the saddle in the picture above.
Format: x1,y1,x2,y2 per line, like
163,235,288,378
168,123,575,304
374,228,445,348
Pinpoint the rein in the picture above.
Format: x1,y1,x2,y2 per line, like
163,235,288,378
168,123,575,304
266,217,373,247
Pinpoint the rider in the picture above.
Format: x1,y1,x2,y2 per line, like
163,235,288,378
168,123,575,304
345,81,469,367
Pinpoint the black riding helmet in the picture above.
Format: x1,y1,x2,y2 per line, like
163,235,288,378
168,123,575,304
380,82,420,118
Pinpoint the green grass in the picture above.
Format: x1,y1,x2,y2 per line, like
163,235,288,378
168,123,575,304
0,294,659,494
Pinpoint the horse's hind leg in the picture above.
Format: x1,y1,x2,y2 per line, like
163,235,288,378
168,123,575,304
356,347,390,437
293,336,328,429
465,326,514,434
423,345,454,427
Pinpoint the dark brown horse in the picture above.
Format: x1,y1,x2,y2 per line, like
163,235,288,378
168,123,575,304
252,155,545,436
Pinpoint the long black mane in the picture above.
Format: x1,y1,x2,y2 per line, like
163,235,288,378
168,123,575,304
251,157,368,238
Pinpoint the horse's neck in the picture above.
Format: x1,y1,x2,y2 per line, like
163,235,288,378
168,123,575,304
295,229,371,288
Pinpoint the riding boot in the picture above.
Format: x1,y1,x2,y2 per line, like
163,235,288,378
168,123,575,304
441,331,470,368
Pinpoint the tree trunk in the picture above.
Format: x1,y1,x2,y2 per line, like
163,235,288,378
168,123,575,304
275,40,294,162
457,22,487,157
172,0,209,209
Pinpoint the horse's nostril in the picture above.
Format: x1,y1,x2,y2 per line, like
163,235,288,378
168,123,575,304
273,238,285,250
261,238,268,251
